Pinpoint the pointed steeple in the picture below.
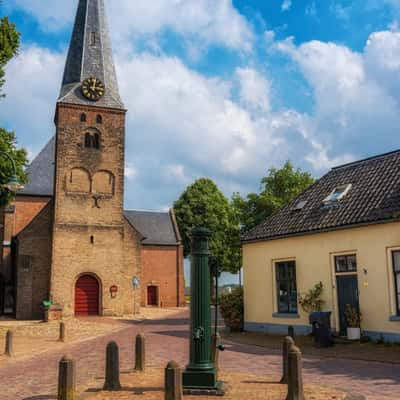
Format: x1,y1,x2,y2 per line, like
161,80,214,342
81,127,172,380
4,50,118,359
58,0,124,109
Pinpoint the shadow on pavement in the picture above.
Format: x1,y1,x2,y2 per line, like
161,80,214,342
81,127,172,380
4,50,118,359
21,396,57,400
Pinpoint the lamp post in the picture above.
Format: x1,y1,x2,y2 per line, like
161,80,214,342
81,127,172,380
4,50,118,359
182,227,224,395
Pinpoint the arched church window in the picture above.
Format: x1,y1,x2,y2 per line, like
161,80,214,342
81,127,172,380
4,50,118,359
92,170,115,196
80,113,87,122
96,115,102,124
84,131,100,150
66,168,91,193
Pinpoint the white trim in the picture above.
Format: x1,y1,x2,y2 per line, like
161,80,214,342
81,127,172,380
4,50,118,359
323,183,352,203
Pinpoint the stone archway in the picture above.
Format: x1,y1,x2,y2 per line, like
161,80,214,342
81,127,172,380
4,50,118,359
75,274,100,316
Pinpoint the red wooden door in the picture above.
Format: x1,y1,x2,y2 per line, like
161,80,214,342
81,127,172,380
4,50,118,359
147,286,158,306
75,275,99,316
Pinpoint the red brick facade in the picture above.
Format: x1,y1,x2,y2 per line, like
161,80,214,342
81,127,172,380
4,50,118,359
141,245,185,308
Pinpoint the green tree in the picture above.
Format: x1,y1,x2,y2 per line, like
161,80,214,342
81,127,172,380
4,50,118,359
0,129,28,207
0,16,20,96
174,178,241,274
0,15,27,206
233,161,314,233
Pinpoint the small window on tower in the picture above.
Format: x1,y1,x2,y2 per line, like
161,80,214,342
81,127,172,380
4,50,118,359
85,132,100,150
80,113,87,122
91,32,96,46
96,115,102,124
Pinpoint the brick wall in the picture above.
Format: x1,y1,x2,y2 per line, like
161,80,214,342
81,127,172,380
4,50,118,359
51,103,139,318
15,202,53,319
141,245,185,308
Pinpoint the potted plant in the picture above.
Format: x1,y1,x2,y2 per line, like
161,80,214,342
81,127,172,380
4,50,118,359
298,282,325,313
345,304,362,340
219,287,244,332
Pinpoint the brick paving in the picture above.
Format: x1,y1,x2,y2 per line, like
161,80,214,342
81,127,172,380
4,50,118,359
0,309,399,399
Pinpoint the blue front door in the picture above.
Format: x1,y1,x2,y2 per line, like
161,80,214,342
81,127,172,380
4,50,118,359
336,274,359,336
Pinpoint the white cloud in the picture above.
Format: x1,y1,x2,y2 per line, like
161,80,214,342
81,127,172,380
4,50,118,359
8,0,254,53
281,0,292,12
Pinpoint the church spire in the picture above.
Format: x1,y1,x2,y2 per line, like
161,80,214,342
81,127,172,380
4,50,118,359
58,0,124,109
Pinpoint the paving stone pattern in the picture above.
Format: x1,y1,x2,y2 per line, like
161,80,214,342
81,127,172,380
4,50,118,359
0,310,398,400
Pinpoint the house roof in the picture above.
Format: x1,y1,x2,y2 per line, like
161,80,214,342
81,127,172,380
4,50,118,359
58,0,124,110
19,137,180,246
20,137,55,196
124,210,180,246
242,149,400,243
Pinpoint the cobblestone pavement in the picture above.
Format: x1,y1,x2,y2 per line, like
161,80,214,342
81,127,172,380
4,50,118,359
0,309,399,400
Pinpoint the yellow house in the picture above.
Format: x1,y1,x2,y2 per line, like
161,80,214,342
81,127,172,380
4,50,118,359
242,150,400,342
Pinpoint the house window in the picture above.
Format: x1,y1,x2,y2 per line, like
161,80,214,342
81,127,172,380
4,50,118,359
335,254,357,273
84,132,100,149
276,261,297,314
393,251,400,316
80,113,87,122
323,184,352,203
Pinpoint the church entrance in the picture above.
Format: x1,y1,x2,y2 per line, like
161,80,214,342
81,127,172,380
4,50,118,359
147,285,159,306
75,275,100,316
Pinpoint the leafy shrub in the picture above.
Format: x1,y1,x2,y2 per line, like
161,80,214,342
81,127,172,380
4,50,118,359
298,282,324,313
219,287,244,331
345,304,362,328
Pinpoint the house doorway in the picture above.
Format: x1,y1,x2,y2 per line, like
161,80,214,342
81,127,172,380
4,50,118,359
147,285,159,306
75,275,100,316
334,254,359,335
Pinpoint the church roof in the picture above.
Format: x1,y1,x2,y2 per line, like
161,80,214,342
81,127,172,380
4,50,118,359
58,0,124,110
124,210,181,246
19,137,180,246
20,137,55,197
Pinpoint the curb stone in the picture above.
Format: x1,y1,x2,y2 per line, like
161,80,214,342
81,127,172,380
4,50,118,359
345,394,366,400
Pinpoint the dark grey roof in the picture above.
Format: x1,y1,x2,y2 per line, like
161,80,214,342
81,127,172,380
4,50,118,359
58,0,124,109
243,149,400,242
124,210,180,246
20,137,55,196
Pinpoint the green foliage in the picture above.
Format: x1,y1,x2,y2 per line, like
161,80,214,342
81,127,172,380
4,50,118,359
173,178,241,273
219,287,243,331
0,129,28,207
232,161,315,233
0,17,20,96
298,282,324,313
345,304,362,328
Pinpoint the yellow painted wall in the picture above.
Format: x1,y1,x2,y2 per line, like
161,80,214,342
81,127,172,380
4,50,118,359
243,221,400,335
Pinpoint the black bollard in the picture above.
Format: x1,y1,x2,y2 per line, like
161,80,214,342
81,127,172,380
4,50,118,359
165,361,183,400
135,334,145,372
59,322,66,343
5,330,14,357
103,341,121,391
58,356,76,400
288,325,295,339
286,345,304,400
280,336,294,384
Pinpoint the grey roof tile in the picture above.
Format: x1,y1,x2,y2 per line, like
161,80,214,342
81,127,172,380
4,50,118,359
124,210,180,246
58,0,124,110
20,137,55,196
242,149,400,242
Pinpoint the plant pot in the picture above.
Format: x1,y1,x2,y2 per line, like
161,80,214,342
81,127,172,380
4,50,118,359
347,327,361,340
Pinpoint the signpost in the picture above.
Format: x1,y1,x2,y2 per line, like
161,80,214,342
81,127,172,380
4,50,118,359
182,227,224,395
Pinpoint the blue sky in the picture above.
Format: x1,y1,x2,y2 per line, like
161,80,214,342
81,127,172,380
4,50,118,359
1,0,400,211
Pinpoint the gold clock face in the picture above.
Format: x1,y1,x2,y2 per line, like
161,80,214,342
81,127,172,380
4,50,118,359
81,77,105,101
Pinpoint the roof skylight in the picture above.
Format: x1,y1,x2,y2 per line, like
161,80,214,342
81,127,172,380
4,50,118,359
292,200,307,211
323,184,352,203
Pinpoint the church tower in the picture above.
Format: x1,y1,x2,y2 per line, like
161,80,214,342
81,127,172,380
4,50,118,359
50,0,137,317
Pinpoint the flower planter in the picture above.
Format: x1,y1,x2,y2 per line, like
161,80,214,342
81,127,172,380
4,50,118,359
347,327,361,341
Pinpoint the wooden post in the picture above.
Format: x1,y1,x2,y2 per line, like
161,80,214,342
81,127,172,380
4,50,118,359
286,345,304,400
103,341,121,391
135,334,145,372
165,361,183,400
58,356,76,400
59,322,66,342
280,336,294,384
5,330,14,357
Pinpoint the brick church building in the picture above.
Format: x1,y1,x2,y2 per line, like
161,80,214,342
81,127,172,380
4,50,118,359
0,0,185,320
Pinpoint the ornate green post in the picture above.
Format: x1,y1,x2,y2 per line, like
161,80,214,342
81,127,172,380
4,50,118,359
183,228,224,395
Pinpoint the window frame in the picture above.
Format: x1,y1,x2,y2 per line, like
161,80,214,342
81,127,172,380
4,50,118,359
334,254,357,273
392,251,400,316
323,184,352,203
275,260,298,314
